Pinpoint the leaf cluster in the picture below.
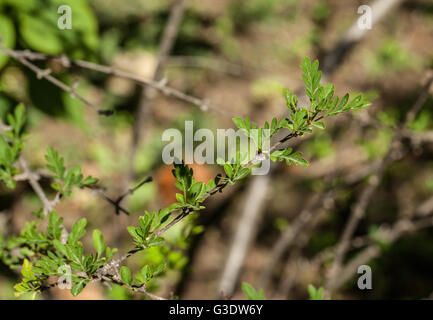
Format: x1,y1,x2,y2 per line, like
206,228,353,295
12,211,117,297
0,104,26,188
242,282,265,300
45,146,98,196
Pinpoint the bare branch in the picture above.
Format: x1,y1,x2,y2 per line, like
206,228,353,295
85,177,152,216
17,158,57,216
6,48,236,118
325,74,433,293
0,42,113,116
218,175,270,297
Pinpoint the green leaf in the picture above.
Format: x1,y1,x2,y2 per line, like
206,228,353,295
153,263,165,276
53,239,68,257
148,236,164,247
47,211,63,240
120,266,132,286
31,208,44,219
348,94,371,111
286,152,309,167
176,193,185,204
80,176,99,187
71,279,88,296
68,218,87,244
346,95,362,110
0,14,16,70
308,284,327,300
127,226,143,245
45,147,66,180
7,103,26,137
0,135,10,162
172,162,193,193
293,108,308,130
65,244,84,267
270,149,309,167
21,259,33,279
301,57,322,100
232,118,245,130
241,282,264,300
189,181,205,202
311,122,325,130
234,168,250,181
317,84,335,111
257,289,265,300
0,104,27,189
141,265,150,280
92,229,106,257
308,284,316,299
224,164,233,178
157,209,171,226
285,90,298,113
105,247,117,260
19,13,63,54
138,213,154,238
63,166,84,195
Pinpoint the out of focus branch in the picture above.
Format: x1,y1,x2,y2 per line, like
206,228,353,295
259,157,382,292
325,74,433,293
15,156,66,242
218,175,270,297
128,0,187,185
258,189,335,291
0,42,113,116
324,195,433,293
167,56,244,76
2,48,234,118
17,158,60,216
322,0,405,74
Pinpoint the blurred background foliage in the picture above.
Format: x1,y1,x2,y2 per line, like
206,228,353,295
0,0,433,300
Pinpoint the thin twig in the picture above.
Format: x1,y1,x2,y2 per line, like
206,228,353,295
85,177,152,216
6,48,236,118
41,270,166,300
18,158,56,216
325,74,433,293
99,274,166,300
0,42,113,116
